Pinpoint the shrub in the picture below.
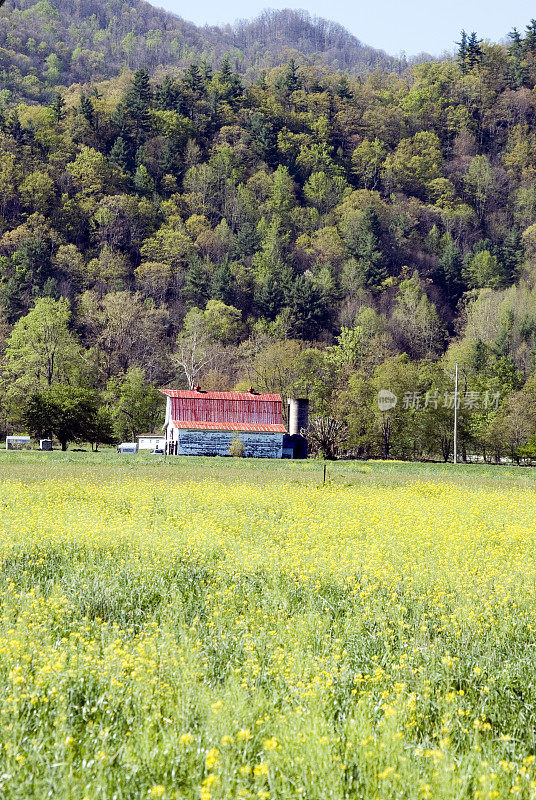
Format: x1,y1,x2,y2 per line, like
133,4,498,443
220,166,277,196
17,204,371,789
228,436,245,457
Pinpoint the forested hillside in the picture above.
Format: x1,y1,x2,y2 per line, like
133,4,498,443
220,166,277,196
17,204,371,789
2,6,536,460
0,0,401,103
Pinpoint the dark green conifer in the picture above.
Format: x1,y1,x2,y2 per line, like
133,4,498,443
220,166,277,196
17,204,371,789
466,32,483,70
50,92,66,121
109,136,131,171
79,95,94,125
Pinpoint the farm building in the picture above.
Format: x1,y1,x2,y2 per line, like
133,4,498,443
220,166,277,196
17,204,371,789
160,388,307,458
6,435,30,450
137,434,166,451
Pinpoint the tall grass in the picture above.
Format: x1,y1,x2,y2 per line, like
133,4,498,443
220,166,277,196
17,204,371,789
0,454,534,798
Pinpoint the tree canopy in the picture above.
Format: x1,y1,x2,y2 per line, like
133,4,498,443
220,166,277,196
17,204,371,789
1,15,536,459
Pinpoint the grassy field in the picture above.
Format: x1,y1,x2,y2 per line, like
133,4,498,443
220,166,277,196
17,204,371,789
0,452,536,799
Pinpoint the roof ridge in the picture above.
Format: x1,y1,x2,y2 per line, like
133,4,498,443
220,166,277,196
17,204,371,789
160,389,282,400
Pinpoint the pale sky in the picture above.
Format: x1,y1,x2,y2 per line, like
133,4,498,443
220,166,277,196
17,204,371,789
154,0,536,57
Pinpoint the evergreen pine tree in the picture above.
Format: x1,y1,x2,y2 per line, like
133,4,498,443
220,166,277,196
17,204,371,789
109,137,131,171
183,63,205,95
128,68,152,107
185,257,210,308
495,309,515,357
217,56,242,102
439,233,464,304
256,71,268,90
123,68,152,137
457,30,468,73
334,74,352,99
133,164,154,195
509,27,522,47
472,339,488,373
508,28,526,88
200,60,213,83
50,92,66,121
344,207,387,291
466,32,483,70
158,142,178,176
230,223,261,259
524,19,536,52
427,225,442,255
288,274,328,340
79,95,94,125
248,113,276,163
276,59,301,94
210,262,235,305
7,110,22,142
501,228,523,283
219,55,233,84
254,274,284,320
157,76,181,111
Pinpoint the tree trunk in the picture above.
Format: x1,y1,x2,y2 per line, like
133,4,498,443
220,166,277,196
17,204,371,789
61,440,67,451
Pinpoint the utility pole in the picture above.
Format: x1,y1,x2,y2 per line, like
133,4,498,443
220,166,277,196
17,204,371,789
453,362,459,464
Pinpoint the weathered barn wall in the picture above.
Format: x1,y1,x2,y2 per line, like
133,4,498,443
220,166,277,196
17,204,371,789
176,430,283,458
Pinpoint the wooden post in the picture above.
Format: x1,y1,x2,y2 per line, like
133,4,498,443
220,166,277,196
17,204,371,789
323,463,327,484
453,362,459,464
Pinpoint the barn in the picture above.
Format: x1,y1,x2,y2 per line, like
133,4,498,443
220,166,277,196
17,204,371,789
161,388,291,458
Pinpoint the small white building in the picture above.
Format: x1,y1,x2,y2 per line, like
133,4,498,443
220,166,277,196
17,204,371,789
117,442,138,454
6,435,30,450
137,434,166,451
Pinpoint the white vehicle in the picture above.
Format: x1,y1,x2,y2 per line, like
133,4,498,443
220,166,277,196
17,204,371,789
117,443,138,454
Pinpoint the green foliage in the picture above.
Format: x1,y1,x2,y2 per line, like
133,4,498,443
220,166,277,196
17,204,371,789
463,155,496,219
22,384,101,450
341,206,387,291
4,297,79,396
457,30,483,73
391,273,445,359
465,249,504,289
351,139,386,190
184,300,243,346
439,233,464,302
0,18,535,457
19,171,55,213
383,131,443,198
105,368,163,442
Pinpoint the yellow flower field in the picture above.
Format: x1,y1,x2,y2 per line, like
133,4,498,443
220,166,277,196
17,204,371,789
1,454,536,799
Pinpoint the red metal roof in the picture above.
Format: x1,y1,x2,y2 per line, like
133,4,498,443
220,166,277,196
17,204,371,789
161,390,282,401
171,421,286,433
161,389,284,428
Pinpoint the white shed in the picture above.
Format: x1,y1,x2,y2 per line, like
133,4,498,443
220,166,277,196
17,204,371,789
6,435,30,450
137,434,165,451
